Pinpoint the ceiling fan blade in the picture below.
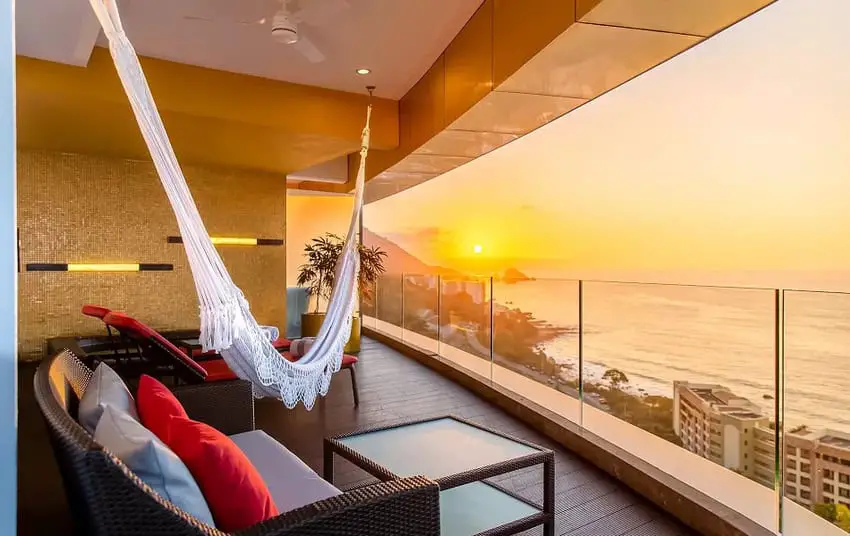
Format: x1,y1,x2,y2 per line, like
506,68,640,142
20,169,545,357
293,35,325,63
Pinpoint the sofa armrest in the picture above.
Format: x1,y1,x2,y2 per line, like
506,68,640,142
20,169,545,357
171,379,254,436
238,476,440,536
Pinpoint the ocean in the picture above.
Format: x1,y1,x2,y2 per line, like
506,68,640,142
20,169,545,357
492,279,850,431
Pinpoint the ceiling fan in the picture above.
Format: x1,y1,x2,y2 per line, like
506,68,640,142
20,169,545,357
183,0,350,64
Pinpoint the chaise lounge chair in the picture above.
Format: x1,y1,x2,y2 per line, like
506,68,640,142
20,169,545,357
102,312,360,405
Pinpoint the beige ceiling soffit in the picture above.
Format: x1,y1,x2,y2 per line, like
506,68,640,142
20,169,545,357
286,188,352,198
17,53,399,176
347,0,576,187
360,0,777,204
577,0,776,37
288,156,349,184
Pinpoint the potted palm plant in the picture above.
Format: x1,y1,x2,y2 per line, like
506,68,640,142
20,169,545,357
296,233,386,352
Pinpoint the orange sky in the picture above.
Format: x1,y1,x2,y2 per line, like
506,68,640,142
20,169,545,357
364,0,850,284
286,193,353,285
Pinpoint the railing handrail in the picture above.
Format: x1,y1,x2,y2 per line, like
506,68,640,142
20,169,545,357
379,272,850,295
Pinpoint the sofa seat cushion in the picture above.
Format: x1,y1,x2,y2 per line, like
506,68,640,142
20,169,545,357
94,406,215,526
79,363,139,434
230,430,341,513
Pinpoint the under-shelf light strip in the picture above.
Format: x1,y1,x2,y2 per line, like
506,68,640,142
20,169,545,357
26,263,173,272
167,236,283,246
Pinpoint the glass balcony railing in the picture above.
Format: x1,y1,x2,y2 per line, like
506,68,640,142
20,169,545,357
362,274,850,535
374,274,403,339
360,279,377,330
783,289,850,534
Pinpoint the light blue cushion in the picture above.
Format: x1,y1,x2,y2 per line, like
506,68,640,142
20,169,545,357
286,287,310,338
95,406,215,526
78,363,138,434
230,430,341,513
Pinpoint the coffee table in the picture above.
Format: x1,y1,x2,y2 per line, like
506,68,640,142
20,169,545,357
324,416,554,536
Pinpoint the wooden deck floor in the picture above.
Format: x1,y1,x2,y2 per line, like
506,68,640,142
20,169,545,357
18,338,698,535
256,339,696,536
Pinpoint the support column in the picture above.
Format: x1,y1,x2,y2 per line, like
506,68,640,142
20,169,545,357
0,0,17,533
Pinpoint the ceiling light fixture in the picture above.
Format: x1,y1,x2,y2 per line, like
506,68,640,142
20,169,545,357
356,68,371,75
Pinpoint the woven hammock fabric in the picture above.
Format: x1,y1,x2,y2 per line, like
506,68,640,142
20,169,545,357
88,0,370,409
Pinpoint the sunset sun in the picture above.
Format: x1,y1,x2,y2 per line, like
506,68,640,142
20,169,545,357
473,244,483,255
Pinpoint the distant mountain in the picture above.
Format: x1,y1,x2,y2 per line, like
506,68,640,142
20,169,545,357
363,228,462,277
499,268,534,284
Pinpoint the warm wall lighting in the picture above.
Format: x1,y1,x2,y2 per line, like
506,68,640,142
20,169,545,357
26,263,173,272
69,263,140,272
168,236,284,246
356,68,371,75
210,237,258,246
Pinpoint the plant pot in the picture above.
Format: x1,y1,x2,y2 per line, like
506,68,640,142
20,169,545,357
300,313,361,354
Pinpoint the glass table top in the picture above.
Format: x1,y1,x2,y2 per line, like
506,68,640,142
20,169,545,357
440,482,539,536
336,417,541,479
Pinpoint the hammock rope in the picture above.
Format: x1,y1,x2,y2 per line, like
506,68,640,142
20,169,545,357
88,0,370,409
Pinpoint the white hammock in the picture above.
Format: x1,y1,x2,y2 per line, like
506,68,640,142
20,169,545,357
88,0,370,409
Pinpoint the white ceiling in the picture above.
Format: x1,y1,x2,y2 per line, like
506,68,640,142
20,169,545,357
16,0,485,99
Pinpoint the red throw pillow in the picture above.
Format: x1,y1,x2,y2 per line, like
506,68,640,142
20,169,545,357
165,416,278,531
136,375,188,442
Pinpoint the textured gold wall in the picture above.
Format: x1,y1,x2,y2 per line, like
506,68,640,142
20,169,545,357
17,149,287,360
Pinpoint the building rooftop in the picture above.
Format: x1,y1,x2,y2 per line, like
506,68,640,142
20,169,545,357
820,434,850,450
727,411,765,420
684,384,768,421
692,387,728,406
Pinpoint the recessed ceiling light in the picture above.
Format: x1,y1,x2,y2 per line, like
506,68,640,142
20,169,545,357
356,68,371,75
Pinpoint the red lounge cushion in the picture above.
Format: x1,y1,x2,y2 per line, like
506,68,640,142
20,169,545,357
282,351,357,367
165,416,278,531
103,312,208,380
81,304,111,319
136,375,189,442
199,359,238,382
190,348,220,359
271,337,291,349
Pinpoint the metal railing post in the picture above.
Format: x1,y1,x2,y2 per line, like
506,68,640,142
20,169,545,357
774,288,785,534
578,280,584,427
437,274,442,352
400,273,405,340
489,276,495,381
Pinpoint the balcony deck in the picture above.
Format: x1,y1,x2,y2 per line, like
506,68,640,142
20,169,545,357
18,338,695,535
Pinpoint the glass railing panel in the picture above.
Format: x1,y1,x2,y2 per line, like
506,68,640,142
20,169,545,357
581,281,778,531
783,289,850,535
375,273,403,339
400,273,440,353
361,279,377,330
437,276,493,379
491,278,581,422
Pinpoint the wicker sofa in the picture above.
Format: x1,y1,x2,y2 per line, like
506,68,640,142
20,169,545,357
35,349,440,535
